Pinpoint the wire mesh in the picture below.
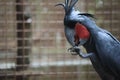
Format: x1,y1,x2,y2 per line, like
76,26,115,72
0,0,120,80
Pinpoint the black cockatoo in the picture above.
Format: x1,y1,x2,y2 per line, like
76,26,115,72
56,0,120,80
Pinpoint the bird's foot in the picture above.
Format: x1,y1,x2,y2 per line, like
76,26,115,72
68,46,94,58
68,46,79,55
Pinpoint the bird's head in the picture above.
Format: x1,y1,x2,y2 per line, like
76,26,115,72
55,0,94,26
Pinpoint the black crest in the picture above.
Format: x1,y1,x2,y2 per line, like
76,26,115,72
55,0,78,14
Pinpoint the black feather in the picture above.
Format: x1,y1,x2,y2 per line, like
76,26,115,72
79,13,95,19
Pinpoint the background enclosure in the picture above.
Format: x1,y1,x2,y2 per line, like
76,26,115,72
0,0,120,80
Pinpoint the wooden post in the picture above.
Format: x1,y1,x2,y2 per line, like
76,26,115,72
16,0,31,79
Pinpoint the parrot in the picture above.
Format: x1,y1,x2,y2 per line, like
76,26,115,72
56,0,120,80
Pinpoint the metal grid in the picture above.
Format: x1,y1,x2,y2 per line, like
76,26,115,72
0,0,120,80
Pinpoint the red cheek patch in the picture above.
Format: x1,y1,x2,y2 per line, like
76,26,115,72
74,22,90,44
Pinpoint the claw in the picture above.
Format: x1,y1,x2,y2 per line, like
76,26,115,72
68,46,94,58
68,47,75,52
67,46,78,55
